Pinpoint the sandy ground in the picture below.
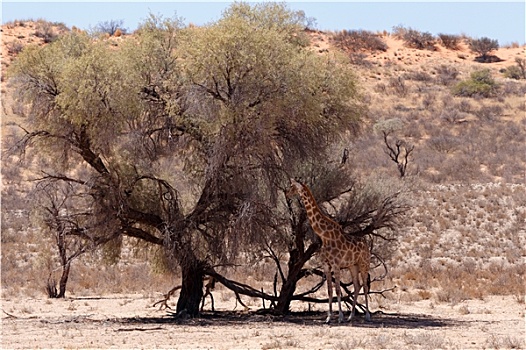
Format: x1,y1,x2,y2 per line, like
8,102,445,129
1,294,524,349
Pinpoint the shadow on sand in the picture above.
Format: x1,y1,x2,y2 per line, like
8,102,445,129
113,310,456,329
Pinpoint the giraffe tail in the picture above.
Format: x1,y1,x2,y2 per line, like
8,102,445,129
366,273,371,291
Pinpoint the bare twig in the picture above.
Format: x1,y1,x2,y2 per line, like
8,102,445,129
153,285,181,310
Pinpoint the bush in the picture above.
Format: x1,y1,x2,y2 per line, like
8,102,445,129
452,69,499,97
34,20,59,43
428,134,460,153
435,65,460,85
393,26,436,50
503,58,526,80
438,33,461,50
6,40,24,55
476,104,504,121
504,66,524,80
332,29,387,53
403,70,433,83
388,76,408,97
391,25,407,39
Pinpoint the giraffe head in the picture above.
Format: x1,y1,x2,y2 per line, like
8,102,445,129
286,178,304,198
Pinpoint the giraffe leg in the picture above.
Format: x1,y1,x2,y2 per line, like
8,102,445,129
324,264,333,324
363,273,371,321
348,267,360,322
333,269,344,323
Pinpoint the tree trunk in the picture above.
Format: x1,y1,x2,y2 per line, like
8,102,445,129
176,254,205,317
274,248,304,314
274,208,320,314
57,262,71,298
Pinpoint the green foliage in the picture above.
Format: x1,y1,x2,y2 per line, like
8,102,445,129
452,69,499,97
179,2,363,182
220,2,311,47
11,32,135,155
9,32,90,129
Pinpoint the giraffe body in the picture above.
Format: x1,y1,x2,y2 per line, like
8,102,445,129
287,178,371,323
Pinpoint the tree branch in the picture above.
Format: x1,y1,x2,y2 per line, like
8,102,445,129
122,226,163,246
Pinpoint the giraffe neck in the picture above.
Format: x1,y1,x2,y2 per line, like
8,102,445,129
299,185,340,241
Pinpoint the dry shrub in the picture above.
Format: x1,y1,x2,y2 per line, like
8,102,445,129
388,76,408,97
427,134,460,153
417,289,432,300
349,53,372,67
403,70,433,83
435,65,459,85
475,104,503,121
404,333,448,349
438,33,461,50
435,285,468,304
393,25,437,51
439,106,466,123
486,334,525,349
332,29,387,53
34,19,60,43
6,40,24,55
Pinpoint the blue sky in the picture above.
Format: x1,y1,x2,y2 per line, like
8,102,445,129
2,1,525,45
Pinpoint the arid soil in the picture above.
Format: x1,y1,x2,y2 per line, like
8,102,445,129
2,294,524,349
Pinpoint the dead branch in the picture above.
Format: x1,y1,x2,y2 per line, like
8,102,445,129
382,130,414,177
200,276,216,312
206,266,395,310
153,285,181,310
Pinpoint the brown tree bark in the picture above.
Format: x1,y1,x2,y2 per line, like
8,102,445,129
57,262,71,298
176,255,205,317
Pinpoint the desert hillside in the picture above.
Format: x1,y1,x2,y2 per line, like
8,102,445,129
1,18,525,350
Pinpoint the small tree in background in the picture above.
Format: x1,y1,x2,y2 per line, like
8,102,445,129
469,37,500,63
374,119,414,178
94,19,126,36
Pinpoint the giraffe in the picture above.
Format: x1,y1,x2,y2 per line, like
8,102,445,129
287,178,371,323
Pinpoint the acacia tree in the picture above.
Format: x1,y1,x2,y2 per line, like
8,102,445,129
469,37,499,63
7,3,403,316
